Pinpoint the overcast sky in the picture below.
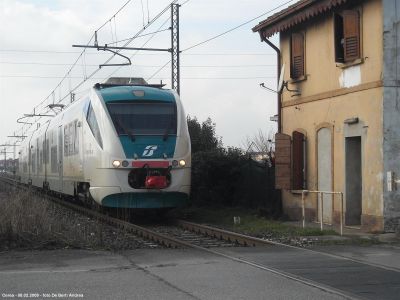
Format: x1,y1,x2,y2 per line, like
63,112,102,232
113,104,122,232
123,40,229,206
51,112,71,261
0,0,294,154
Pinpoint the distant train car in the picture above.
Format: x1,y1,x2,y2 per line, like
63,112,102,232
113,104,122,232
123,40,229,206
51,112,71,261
17,78,191,209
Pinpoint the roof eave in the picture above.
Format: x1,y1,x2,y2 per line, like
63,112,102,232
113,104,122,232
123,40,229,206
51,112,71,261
252,0,349,38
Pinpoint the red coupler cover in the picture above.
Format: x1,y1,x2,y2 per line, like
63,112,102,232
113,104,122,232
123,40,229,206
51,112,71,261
145,176,167,189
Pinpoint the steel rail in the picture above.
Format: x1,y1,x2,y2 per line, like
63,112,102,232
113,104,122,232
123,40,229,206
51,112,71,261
0,177,187,249
176,220,274,247
1,176,398,272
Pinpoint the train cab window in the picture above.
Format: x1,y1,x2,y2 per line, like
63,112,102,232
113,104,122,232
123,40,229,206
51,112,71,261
107,102,177,137
86,103,103,149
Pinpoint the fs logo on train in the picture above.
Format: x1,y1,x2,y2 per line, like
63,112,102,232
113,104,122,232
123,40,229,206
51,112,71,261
142,145,158,157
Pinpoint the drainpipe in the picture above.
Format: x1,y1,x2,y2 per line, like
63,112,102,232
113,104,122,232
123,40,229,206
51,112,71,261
261,34,282,133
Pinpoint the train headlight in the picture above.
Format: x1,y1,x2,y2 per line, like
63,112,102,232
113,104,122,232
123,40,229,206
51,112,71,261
172,160,179,167
121,160,129,167
112,160,121,168
179,159,186,167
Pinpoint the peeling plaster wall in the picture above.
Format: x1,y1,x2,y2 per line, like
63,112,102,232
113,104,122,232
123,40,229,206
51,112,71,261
339,65,362,88
383,0,400,232
278,0,385,232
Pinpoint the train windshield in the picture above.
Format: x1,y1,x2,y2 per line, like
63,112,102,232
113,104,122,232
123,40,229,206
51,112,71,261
107,102,177,136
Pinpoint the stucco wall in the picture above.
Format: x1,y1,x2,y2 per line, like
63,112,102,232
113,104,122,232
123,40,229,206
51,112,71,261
382,0,400,232
282,88,384,230
280,0,382,100
278,0,386,231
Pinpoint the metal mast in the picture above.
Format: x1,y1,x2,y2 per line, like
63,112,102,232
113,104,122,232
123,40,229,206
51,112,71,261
171,3,180,94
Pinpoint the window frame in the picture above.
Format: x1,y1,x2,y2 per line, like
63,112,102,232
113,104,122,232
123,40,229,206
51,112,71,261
334,9,362,64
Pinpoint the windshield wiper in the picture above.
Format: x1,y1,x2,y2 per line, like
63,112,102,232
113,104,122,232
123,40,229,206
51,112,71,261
115,117,135,142
163,117,175,141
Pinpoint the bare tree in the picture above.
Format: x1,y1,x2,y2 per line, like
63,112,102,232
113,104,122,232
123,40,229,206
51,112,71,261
242,129,275,154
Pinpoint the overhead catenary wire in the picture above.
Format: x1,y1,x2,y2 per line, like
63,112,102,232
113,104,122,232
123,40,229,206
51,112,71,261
2,0,292,143
102,14,172,81
21,0,137,119
0,75,276,80
142,0,295,81
140,0,146,27
0,49,276,56
4,0,151,139
95,0,133,33
21,0,178,133
31,0,136,113
181,0,297,52
0,62,276,67
33,0,180,124
106,27,172,45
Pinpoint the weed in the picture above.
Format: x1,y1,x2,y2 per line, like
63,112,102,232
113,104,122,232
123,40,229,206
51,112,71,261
0,183,142,251
176,206,337,238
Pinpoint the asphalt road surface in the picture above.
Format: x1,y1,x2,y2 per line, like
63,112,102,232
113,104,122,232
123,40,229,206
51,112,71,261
0,244,399,300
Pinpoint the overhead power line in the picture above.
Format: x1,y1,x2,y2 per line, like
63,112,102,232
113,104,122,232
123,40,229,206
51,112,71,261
106,27,171,45
181,0,296,52
0,49,276,56
146,0,296,80
0,61,275,68
3,0,175,141
95,0,132,32
0,75,276,80
2,0,291,143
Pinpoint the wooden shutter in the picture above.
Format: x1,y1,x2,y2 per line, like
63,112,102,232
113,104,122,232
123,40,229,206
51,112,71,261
343,10,360,62
292,131,305,190
275,133,291,189
291,33,304,79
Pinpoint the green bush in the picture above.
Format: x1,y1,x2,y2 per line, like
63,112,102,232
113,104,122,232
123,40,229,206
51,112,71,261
191,148,244,206
187,116,280,215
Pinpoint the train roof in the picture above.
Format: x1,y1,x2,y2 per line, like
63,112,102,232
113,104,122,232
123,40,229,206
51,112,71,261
93,77,175,103
95,84,176,103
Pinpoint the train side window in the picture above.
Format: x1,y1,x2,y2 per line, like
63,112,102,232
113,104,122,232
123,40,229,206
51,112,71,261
51,146,58,173
86,103,103,149
31,151,36,174
45,139,50,164
83,98,90,117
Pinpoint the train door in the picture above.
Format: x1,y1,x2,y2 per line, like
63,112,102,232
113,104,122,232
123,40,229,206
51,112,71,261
58,125,63,192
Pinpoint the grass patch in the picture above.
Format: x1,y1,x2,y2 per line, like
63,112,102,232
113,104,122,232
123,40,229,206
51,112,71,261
175,206,337,238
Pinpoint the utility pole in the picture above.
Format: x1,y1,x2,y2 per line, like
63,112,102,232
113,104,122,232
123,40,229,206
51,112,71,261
73,3,182,94
0,147,13,172
1,140,21,174
171,3,180,94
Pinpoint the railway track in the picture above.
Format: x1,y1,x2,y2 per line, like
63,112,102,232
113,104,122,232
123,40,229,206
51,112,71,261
0,176,273,250
5,175,398,300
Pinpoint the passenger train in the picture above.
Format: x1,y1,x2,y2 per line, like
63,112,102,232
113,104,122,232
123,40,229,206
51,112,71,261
17,78,191,209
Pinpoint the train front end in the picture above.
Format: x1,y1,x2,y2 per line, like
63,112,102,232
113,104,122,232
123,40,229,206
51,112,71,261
89,79,191,209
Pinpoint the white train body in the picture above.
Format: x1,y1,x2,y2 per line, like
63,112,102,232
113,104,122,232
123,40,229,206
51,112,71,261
17,81,191,208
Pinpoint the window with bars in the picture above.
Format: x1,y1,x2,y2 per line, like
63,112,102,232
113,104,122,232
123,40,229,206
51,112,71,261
334,10,361,63
290,33,305,79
